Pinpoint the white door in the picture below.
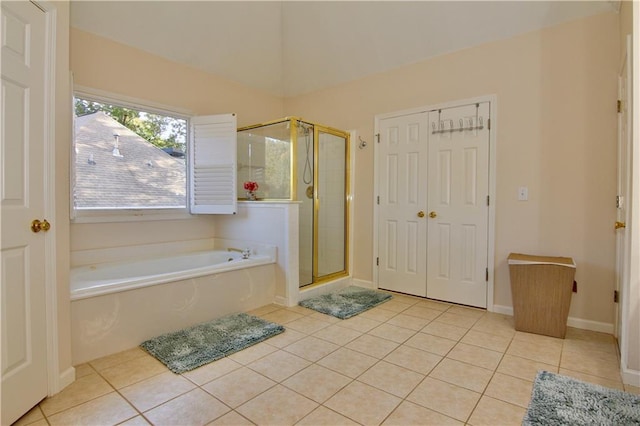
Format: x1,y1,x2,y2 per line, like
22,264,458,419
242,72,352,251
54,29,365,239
1,2,49,424
377,112,429,296
614,37,631,341
426,103,490,308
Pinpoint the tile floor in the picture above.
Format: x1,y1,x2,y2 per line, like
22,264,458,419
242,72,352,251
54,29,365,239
14,294,639,426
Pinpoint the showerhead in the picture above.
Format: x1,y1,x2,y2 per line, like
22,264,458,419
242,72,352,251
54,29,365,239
298,121,312,135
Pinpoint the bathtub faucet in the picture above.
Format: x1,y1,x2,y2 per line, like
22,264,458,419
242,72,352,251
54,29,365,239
228,247,251,259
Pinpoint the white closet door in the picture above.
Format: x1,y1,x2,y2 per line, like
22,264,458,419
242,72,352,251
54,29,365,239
377,112,429,296
426,103,490,308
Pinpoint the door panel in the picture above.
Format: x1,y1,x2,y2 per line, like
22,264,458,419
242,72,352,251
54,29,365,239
426,103,490,308
378,113,429,296
1,2,49,424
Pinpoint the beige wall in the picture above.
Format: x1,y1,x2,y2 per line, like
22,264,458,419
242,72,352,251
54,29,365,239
68,12,621,327
69,28,284,252
285,12,620,325
70,28,283,126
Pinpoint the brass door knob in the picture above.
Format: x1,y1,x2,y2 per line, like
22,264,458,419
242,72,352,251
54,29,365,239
429,211,437,218
615,221,626,229
31,219,51,233
417,211,425,218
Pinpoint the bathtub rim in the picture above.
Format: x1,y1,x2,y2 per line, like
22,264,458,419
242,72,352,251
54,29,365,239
70,238,277,301
70,253,274,301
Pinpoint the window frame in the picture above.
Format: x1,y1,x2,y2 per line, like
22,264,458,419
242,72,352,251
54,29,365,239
71,87,194,223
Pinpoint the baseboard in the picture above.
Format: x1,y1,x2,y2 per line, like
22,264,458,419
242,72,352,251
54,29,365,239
566,317,614,334
621,366,640,387
54,366,76,395
491,305,614,334
491,304,514,316
299,277,351,301
351,278,374,289
274,295,289,307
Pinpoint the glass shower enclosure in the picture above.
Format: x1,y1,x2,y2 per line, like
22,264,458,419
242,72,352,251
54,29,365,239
237,117,350,287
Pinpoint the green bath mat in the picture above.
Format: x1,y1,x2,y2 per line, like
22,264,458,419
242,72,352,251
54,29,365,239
523,371,640,425
299,286,393,319
140,313,284,373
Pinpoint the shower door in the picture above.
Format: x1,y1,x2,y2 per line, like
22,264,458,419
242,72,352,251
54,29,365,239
315,127,348,280
298,124,349,287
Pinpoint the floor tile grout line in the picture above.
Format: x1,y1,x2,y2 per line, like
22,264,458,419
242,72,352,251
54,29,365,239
298,307,480,424
38,367,124,422
38,297,625,426
259,303,434,424
49,308,433,424
93,363,158,424
461,337,513,424
405,313,490,423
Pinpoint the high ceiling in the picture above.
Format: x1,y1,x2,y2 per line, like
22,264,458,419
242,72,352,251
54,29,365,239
70,1,615,97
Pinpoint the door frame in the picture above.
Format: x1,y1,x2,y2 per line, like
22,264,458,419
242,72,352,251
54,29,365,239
373,94,497,311
615,37,631,341
35,0,62,395
619,6,640,387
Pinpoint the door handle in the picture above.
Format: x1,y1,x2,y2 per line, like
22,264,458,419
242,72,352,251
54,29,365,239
417,211,425,218
615,221,626,230
31,219,51,233
429,211,437,218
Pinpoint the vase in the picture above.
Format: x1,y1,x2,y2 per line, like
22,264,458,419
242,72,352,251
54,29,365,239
246,191,257,201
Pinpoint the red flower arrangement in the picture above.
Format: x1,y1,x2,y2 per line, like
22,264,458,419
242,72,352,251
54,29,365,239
243,181,259,192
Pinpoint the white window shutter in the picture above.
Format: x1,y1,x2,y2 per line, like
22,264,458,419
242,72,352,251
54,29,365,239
189,113,237,214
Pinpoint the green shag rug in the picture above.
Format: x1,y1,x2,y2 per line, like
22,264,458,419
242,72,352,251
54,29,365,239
140,313,284,373
299,286,393,319
523,371,640,425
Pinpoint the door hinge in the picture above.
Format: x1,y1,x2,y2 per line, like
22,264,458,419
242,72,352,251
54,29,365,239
487,118,491,130
485,267,489,281
486,195,490,206
376,257,379,266
377,196,380,205
614,290,619,303
376,133,380,143
617,100,622,113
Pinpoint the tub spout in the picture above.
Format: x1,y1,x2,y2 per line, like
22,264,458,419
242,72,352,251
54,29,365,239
228,247,251,259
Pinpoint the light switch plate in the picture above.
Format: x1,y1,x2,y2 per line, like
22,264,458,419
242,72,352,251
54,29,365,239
518,186,528,201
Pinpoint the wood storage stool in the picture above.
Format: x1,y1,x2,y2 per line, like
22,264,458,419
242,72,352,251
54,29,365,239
507,253,576,338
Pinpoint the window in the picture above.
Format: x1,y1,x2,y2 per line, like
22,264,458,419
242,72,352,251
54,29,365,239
73,97,188,211
72,91,237,221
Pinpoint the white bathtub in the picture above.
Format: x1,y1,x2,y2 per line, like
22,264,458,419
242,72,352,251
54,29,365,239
71,249,273,300
70,239,278,364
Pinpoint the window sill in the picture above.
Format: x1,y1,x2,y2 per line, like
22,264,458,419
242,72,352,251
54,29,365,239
71,208,194,224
